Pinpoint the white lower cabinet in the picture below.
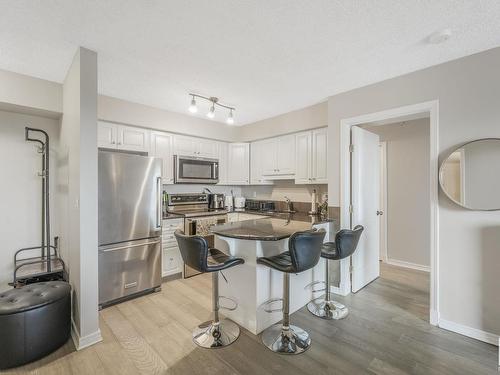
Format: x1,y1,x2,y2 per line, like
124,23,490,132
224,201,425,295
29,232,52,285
162,218,184,277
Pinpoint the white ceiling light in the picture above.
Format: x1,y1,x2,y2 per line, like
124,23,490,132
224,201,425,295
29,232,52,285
207,102,216,118
188,95,198,113
188,93,236,124
226,109,234,125
428,29,452,44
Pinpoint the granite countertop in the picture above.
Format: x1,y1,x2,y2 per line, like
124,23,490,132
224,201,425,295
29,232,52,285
162,212,184,220
211,217,328,241
236,210,335,225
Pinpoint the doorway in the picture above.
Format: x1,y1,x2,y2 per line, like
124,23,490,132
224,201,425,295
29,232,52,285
339,101,439,325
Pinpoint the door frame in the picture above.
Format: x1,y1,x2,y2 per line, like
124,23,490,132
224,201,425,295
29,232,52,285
379,141,388,263
340,100,439,326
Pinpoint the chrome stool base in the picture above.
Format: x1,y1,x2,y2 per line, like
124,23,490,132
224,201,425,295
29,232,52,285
193,319,240,349
307,298,348,320
261,324,311,354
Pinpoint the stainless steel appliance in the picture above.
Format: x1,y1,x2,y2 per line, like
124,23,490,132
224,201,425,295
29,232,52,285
98,151,162,307
174,155,219,184
167,193,227,278
208,194,225,209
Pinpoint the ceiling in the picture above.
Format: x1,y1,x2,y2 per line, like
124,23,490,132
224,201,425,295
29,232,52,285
1,1,500,126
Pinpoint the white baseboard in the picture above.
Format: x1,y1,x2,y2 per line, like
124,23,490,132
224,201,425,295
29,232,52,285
385,258,430,272
71,318,103,350
439,318,499,346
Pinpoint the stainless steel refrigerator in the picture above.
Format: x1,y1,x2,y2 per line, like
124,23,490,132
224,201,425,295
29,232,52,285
98,151,162,307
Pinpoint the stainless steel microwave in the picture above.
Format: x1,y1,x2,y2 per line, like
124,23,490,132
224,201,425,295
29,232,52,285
174,155,219,184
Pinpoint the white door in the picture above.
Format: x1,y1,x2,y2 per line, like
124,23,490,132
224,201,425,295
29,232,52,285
227,143,249,184
312,128,328,183
379,142,387,261
295,131,311,183
97,121,117,148
276,134,296,175
351,126,380,293
119,125,150,152
150,131,174,184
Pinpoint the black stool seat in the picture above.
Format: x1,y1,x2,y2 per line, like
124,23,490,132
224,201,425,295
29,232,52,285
207,248,244,271
174,229,244,349
0,281,71,369
257,230,325,355
257,252,293,273
320,225,364,260
307,225,364,320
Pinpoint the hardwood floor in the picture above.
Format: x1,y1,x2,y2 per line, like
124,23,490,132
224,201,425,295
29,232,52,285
3,263,498,374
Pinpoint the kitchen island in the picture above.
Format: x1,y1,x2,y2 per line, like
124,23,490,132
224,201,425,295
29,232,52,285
211,216,335,335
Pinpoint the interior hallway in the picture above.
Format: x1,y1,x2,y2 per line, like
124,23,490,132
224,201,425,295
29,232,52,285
6,263,497,375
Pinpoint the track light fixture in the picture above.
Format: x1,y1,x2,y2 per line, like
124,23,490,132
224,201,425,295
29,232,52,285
188,93,236,125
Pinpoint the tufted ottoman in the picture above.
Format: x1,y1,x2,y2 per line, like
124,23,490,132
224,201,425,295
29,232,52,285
0,281,71,369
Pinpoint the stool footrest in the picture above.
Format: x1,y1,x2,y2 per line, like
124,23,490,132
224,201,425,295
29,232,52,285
218,296,238,311
260,298,283,313
304,280,326,293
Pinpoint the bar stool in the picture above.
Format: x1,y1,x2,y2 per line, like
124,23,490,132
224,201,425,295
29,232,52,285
307,225,364,320
257,230,325,354
174,230,244,348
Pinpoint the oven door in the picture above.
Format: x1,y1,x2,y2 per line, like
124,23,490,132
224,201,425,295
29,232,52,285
184,214,227,278
174,155,219,184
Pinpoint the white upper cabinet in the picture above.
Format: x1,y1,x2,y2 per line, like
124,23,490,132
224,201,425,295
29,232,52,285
295,131,312,184
150,131,174,184
261,134,296,178
312,128,328,183
227,143,250,185
198,138,219,158
173,135,218,158
250,140,273,185
217,142,228,185
97,121,150,152
295,127,328,184
120,125,150,152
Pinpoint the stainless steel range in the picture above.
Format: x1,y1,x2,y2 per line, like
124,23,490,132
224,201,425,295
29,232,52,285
167,193,228,278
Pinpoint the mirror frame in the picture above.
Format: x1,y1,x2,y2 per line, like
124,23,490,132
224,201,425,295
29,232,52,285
439,138,500,211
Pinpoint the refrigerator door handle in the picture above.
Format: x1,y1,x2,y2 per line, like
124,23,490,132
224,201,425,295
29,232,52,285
100,239,161,252
156,176,162,229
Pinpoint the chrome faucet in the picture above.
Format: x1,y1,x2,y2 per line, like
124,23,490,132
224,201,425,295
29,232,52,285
284,196,294,213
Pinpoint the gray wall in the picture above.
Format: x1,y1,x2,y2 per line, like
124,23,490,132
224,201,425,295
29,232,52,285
328,47,500,336
366,119,430,267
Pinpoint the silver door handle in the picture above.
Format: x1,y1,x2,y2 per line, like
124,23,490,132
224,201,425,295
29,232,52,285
100,240,160,252
157,176,162,228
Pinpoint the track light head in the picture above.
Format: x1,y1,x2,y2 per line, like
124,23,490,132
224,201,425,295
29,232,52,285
207,103,216,119
226,109,234,125
188,96,198,113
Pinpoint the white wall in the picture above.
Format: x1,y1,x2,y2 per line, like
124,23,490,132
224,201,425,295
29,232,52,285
240,181,327,203
0,68,62,115
59,47,100,349
98,95,240,142
238,101,327,141
0,110,60,291
366,118,430,267
327,47,500,338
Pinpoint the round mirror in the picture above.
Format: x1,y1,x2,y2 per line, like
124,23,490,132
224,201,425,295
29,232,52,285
439,138,500,210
